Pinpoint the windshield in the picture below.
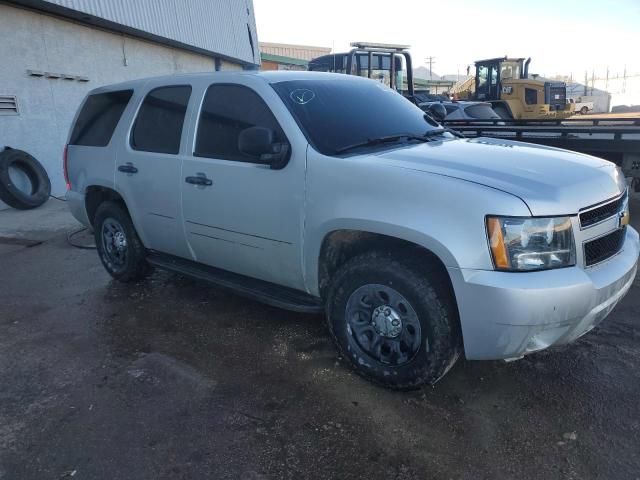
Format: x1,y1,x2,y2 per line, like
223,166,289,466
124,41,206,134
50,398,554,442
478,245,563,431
500,61,522,80
271,78,443,156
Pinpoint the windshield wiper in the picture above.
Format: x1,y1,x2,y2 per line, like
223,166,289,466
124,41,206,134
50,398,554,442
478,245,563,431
334,134,430,154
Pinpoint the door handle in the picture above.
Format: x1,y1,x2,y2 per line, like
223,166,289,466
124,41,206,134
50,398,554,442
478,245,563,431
185,174,212,186
118,163,138,174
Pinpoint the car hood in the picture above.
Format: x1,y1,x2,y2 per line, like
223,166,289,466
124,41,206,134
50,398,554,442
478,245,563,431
377,137,626,216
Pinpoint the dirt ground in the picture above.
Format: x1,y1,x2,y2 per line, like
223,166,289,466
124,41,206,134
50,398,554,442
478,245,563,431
1,200,639,480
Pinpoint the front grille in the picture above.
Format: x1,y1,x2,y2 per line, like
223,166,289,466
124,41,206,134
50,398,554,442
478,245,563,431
584,228,625,266
580,194,625,228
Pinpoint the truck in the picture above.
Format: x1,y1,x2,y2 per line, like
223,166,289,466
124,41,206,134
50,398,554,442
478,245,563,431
65,71,638,390
569,97,595,115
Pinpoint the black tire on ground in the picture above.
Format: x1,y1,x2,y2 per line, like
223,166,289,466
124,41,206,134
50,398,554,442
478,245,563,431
493,105,512,119
326,251,462,390
94,201,151,282
0,148,51,209
580,106,589,115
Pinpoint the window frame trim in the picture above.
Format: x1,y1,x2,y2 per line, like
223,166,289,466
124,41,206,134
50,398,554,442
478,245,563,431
129,84,193,155
191,82,291,165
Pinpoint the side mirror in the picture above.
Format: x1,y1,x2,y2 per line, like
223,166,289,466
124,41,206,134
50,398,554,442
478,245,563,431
238,126,289,169
426,103,447,122
239,126,274,157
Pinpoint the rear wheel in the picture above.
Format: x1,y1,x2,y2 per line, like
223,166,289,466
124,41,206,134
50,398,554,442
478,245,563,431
326,251,461,390
580,106,589,115
94,201,150,282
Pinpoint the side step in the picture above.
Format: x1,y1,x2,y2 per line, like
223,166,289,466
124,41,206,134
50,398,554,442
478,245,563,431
147,252,324,314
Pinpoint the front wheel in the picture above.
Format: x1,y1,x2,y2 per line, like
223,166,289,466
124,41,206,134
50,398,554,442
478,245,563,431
94,201,151,282
326,251,461,390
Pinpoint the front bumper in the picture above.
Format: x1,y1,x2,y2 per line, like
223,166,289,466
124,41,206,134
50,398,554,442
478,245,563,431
450,226,639,360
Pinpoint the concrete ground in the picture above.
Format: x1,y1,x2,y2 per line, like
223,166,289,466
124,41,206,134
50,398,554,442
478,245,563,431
1,198,639,480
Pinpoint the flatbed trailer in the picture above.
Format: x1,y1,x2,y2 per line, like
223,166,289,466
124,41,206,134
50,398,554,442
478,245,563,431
443,117,640,189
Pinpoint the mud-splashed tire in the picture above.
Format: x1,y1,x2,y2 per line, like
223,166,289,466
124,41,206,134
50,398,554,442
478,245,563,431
326,251,461,390
94,201,151,282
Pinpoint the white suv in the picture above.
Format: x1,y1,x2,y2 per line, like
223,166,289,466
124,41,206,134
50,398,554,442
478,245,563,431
65,71,638,389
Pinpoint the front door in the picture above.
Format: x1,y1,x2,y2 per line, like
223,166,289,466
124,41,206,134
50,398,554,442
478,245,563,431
181,82,306,290
115,85,192,258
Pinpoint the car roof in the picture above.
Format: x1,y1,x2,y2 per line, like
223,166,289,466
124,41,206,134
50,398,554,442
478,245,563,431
88,70,361,94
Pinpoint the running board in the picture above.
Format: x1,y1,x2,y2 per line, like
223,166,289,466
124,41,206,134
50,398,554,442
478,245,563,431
147,252,324,314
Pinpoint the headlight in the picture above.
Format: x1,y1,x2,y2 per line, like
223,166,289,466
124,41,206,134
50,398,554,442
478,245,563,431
486,216,576,271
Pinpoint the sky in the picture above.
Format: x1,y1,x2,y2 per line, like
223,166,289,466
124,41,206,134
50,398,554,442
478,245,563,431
253,0,640,104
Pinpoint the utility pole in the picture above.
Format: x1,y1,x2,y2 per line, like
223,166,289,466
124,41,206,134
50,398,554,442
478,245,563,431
424,56,436,81
584,70,588,96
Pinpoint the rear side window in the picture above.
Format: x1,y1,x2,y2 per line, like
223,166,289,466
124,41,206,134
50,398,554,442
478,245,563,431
464,104,501,119
194,84,286,162
131,85,192,154
70,90,133,146
444,104,458,114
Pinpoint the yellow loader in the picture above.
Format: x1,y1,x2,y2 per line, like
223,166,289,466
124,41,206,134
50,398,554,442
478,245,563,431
455,57,574,119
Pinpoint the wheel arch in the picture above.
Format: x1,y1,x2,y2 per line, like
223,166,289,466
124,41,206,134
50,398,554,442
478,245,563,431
85,185,128,227
312,223,458,302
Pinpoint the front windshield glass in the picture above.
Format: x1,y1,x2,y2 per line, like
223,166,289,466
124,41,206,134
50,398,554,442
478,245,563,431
271,78,443,156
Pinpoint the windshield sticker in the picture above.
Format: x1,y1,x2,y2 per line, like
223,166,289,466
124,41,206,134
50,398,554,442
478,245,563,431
290,89,315,105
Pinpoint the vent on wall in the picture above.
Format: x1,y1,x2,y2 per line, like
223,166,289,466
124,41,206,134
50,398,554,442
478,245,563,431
0,96,19,115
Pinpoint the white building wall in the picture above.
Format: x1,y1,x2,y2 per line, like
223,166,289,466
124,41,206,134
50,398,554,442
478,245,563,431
0,4,241,207
12,0,260,65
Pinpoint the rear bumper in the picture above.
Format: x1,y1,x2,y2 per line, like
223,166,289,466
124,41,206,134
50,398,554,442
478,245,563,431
65,190,90,227
450,226,639,360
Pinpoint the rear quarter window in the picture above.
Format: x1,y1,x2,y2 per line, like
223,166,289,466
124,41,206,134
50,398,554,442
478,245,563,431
69,90,133,146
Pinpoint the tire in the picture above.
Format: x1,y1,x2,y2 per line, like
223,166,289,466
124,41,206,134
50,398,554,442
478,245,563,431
326,251,461,390
94,201,151,282
580,106,589,115
0,148,51,209
493,105,512,119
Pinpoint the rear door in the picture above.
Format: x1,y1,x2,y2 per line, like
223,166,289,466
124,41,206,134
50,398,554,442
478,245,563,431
180,78,307,290
67,89,134,202
115,84,192,258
